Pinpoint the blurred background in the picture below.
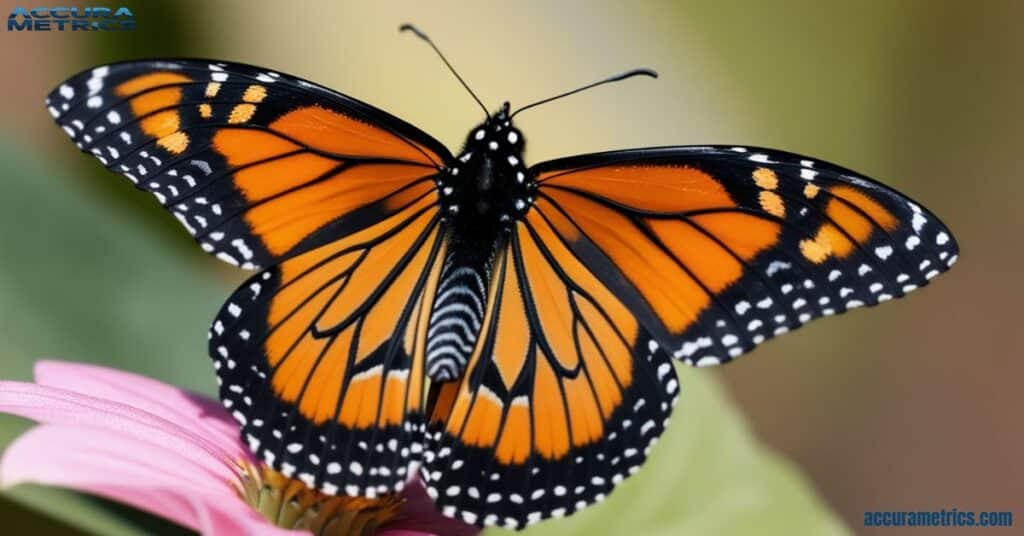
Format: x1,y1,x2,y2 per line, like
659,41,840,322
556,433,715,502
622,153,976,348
1,1,1020,534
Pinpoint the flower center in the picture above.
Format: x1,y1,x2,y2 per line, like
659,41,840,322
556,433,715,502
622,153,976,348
233,460,404,535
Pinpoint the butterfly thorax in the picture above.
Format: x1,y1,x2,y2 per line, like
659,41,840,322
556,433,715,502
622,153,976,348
426,106,534,382
437,106,532,231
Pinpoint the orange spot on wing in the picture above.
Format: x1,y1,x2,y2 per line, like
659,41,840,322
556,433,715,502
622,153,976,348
338,366,384,428
115,75,191,144
690,212,780,261
297,327,355,424
495,399,531,464
752,167,778,190
198,103,212,118
564,373,602,446
444,382,472,434
799,185,895,262
576,322,623,417
243,85,268,103
431,382,459,424
459,387,503,448
156,131,188,154
380,369,410,426
139,110,180,139
759,190,785,218
213,129,300,166
812,222,856,259
800,236,832,263
542,165,734,213
825,198,871,245
204,82,221,98
115,72,190,97
532,359,570,459
404,346,426,419
128,87,181,117
491,253,530,389
271,105,437,165
816,185,896,260
829,185,898,231
228,103,256,124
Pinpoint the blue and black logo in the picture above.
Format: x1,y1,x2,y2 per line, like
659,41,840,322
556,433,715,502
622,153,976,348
8,6,135,31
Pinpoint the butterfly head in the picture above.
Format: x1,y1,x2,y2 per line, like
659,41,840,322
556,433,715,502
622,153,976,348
469,101,522,150
438,102,534,231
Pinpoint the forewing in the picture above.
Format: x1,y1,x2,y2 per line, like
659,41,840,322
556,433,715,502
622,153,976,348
48,60,450,268
533,146,958,366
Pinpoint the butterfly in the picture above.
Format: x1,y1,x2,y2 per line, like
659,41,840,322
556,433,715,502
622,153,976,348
47,24,957,530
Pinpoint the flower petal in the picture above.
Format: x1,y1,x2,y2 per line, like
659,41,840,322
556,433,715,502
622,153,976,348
33,360,244,457
1,424,299,535
382,480,481,536
0,380,243,479
190,494,305,536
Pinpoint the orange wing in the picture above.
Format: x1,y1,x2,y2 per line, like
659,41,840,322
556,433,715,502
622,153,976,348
420,213,680,529
211,194,447,497
533,146,958,367
48,60,450,268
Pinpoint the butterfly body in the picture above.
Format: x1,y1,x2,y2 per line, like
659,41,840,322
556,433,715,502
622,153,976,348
426,105,532,381
48,58,959,530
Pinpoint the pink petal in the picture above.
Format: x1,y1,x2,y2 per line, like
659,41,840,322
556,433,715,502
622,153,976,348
0,380,248,475
1,424,299,536
33,360,243,457
381,480,481,536
191,495,305,536
0,362,479,535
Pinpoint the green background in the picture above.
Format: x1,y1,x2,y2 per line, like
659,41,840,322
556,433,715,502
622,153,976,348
1,1,1020,534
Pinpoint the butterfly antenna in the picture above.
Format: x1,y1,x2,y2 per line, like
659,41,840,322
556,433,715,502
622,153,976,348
510,68,658,118
400,23,489,118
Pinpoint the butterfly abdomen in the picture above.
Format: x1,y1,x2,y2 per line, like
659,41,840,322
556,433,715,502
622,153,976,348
425,251,490,382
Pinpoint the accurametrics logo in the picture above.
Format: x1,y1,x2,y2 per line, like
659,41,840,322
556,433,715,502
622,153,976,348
7,6,135,31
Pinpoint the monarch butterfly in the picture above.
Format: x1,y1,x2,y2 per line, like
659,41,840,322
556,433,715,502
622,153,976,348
47,24,957,530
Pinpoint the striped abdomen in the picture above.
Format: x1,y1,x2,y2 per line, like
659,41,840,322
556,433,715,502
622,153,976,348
425,259,488,382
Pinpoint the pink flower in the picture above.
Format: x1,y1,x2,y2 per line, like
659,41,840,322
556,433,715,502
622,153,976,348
0,360,479,536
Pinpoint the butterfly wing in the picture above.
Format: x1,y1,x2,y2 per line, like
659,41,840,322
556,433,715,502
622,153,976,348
48,60,450,268
422,144,957,528
531,146,958,366
421,217,679,529
211,193,447,496
50,60,460,495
